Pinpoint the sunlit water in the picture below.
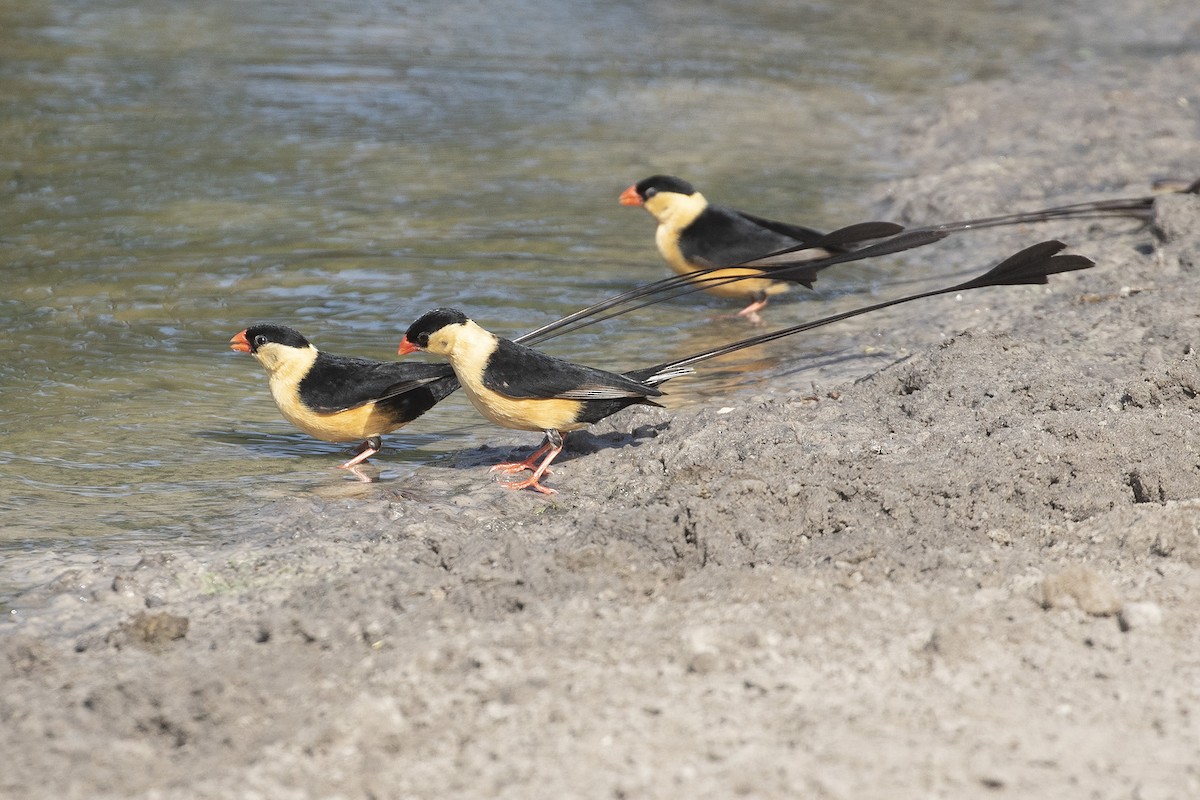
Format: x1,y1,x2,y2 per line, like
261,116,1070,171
0,0,1106,593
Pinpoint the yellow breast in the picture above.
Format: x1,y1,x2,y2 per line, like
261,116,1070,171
653,216,787,300
430,319,588,435
248,341,410,444
267,378,404,443
460,376,586,434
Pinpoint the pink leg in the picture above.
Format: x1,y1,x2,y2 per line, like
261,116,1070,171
491,439,555,475
497,432,564,495
338,437,381,469
735,296,769,325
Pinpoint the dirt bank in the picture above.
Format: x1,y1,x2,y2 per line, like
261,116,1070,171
4,10,1200,800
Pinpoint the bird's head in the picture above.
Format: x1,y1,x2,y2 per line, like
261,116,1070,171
398,307,470,357
619,175,702,223
618,175,697,206
230,324,316,373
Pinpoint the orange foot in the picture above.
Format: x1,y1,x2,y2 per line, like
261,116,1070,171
344,464,374,483
501,474,557,495
339,436,382,470
493,436,562,495
490,440,554,475
734,296,769,326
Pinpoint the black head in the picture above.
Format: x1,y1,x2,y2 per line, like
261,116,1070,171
635,174,697,201
239,324,312,353
403,307,470,350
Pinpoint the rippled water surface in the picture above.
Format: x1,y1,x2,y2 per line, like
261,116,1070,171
1,0,1088,581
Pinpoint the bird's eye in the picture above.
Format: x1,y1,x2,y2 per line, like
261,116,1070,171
643,187,657,199
254,335,269,347
417,332,430,346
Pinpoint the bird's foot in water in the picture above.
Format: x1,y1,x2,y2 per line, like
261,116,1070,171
709,311,766,326
338,437,381,470
734,297,769,326
343,464,374,483
709,300,767,326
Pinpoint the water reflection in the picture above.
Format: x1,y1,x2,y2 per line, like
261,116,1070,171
1,0,1058,566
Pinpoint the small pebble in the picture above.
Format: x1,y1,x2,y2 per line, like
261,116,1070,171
1040,566,1122,616
687,651,721,674
1118,601,1164,632
105,611,189,650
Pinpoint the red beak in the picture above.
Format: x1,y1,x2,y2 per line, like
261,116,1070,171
618,184,643,206
397,337,420,355
230,330,251,353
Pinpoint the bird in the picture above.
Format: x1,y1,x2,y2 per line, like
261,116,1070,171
397,238,1094,494
618,174,1177,325
619,174,843,323
397,308,691,494
230,324,459,472
223,224,910,476
228,223,925,481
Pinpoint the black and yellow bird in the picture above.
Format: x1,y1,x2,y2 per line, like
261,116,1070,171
230,324,458,471
227,225,912,477
617,174,1180,324
398,309,691,494
398,240,1094,494
619,174,842,323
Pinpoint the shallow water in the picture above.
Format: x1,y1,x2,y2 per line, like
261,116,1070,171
0,0,1089,581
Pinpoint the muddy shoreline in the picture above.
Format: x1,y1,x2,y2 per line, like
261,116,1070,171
5,9,1200,799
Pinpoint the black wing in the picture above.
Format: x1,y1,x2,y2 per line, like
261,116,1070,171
679,204,831,268
299,355,457,413
482,338,660,401
373,372,460,426
734,209,834,249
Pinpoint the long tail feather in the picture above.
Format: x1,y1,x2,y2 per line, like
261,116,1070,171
631,240,1094,381
515,182,1182,349
515,225,941,346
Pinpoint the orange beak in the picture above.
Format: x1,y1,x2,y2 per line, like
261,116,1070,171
397,336,420,356
230,330,251,353
618,184,643,206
